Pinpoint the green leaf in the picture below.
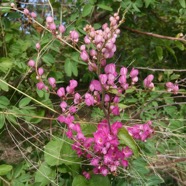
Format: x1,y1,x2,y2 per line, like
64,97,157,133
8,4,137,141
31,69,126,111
0,96,10,108
179,0,186,8
0,80,9,92
156,46,163,60
72,175,88,186
89,175,111,186
144,0,156,8
60,137,81,165
35,163,56,185
19,98,31,108
64,59,78,77
0,58,12,73
175,41,184,51
42,53,55,65
82,4,94,17
44,138,64,166
97,4,113,11
118,128,139,156
0,164,12,176
0,114,5,129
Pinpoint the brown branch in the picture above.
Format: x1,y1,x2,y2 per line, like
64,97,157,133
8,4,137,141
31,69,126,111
135,67,186,72
123,26,186,43
149,157,186,169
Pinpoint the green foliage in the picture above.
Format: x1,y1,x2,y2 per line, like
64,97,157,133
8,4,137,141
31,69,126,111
0,0,186,185
0,164,12,176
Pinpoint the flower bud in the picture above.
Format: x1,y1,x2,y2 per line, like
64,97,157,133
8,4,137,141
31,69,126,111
90,49,97,57
28,60,35,67
38,67,44,76
57,87,65,97
70,30,79,42
35,43,40,50
23,8,29,15
30,12,37,18
80,50,89,61
49,23,56,30
48,77,56,88
130,68,139,78
80,45,86,51
59,24,66,33
10,3,15,7
120,67,128,76
36,82,45,90
99,74,107,85
84,35,91,44
105,63,116,75
46,16,53,23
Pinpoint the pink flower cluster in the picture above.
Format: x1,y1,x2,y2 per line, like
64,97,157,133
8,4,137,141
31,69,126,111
23,8,37,18
58,117,135,176
166,82,179,94
46,16,66,34
127,121,153,141
80,13,121,71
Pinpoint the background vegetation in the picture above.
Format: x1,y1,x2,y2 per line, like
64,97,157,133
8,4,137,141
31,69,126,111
0,0,186,185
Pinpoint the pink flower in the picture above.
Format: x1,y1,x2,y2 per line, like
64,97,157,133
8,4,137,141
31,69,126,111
59,24,66,33
89,80,102,92
105,63,116,76
144,74,154,89
111,121,122,135
35,43,40,50
80,50,89,61
57,115,66,123
30,12,37,18
48,77,56,88
100,166,109,176
99,74,107,85
23,8,29,15
121,159,128,167
69,106,76,113
28,60,35,67
84,35,91,44
130,68,139,78
119,75,127,85
49,23,56,30
36,82,45,90
90,49,97,57
104,94,110,102
166,82,179,94
111,106,120,116
38,67,44,76
46,16,54,23
74,93,81,104
122,147,133,158
120,67,128,76
80,45,86,51
57,87,65,97
90,158,99,166
83,171,90,179
85,93,94,106
70,30,79,42
70,80,78,89
60,101,67,112
94,34,102,43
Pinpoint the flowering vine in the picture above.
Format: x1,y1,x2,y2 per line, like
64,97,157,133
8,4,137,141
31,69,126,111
18,4,180,178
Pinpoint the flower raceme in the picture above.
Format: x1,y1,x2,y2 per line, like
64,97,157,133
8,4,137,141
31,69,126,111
23,7,180,179
58,117,153,177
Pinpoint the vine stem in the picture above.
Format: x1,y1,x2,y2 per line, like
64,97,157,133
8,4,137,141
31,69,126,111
123,26,186,43
0,79,59,114
0,176,10,186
